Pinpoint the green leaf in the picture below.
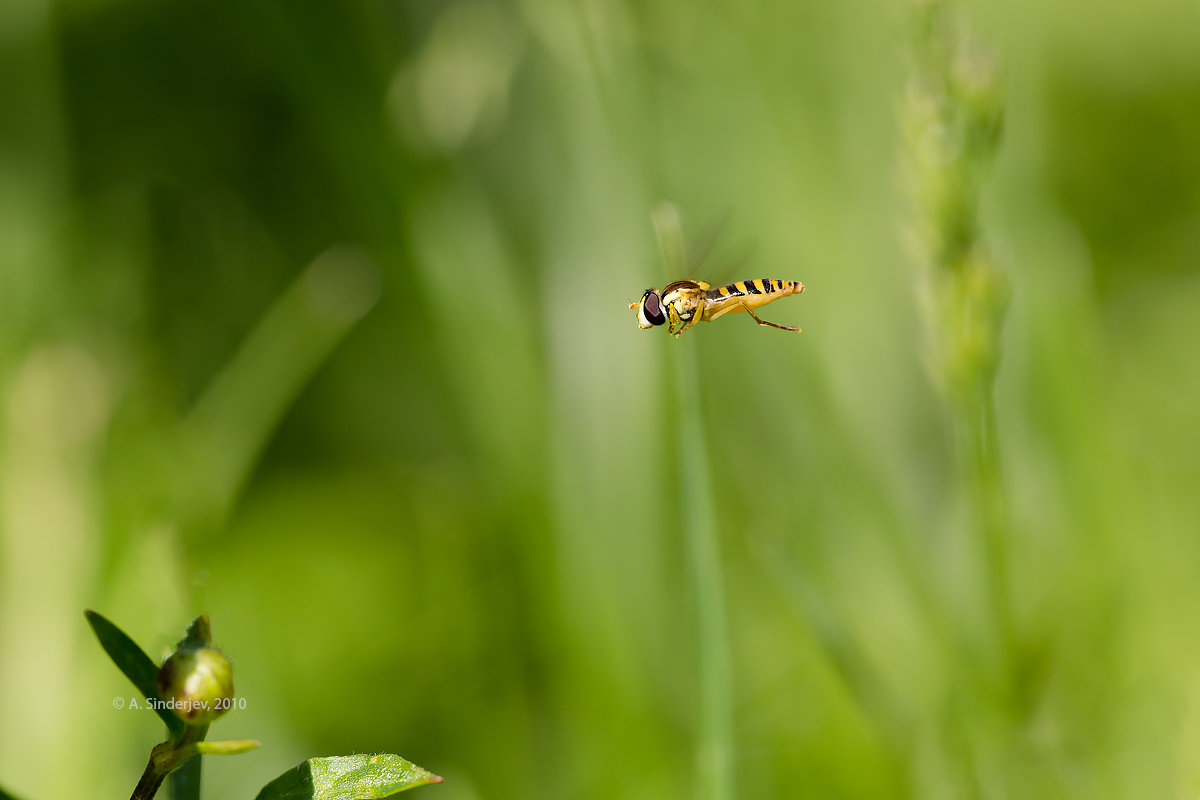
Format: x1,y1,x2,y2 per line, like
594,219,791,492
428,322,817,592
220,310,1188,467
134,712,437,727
84,610,185,738
177,615,213,650
0,786,26,800
193,738,260,756
254,754,442,800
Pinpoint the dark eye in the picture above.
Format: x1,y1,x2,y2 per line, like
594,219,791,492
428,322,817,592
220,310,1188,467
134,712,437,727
642,290,666,326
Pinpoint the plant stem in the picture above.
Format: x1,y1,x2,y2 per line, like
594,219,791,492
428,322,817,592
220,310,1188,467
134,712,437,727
130,757,167,800
963,385,1013,682
905,0,1010,680
127,730,258,800
168,724,206,800
168,755,201,800
673,344,734,800
131,739,187,800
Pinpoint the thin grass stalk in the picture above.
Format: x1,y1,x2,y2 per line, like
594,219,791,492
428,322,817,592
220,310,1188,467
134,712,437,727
904,0,1014,786
652,204,734,797
673,344,734,800
965,380,1012,681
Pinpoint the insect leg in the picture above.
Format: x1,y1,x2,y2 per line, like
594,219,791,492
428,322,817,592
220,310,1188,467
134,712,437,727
741,303,802,332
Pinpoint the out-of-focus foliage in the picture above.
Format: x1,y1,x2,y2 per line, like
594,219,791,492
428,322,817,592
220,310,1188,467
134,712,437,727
2,0,1200,797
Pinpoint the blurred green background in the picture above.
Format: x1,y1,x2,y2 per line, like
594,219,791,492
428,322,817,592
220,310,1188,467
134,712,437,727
3,0,1200,797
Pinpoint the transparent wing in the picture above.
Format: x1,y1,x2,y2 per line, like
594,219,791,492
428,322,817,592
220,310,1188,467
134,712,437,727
652,202,690,278
650,203,753,284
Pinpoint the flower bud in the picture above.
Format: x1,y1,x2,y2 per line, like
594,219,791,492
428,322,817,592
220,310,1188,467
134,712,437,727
155,646,235,726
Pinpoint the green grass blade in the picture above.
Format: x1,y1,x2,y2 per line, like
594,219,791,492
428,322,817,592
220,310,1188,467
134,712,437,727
84,610,185,739
673,347,734,800
655,206,735,800
254,754,442,800
175,247,380,532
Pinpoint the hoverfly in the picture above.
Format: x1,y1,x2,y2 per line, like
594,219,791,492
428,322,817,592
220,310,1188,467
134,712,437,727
630,278,805,338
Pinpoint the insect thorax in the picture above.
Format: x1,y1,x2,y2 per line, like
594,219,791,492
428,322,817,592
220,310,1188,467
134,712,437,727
662,285,704,322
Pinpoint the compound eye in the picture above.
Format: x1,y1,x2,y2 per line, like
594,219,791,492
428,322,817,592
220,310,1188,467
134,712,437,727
642,290,667,326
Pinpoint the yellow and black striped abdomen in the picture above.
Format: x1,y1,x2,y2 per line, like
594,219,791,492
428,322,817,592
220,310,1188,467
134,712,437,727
701,278,804,322
708,278,801,298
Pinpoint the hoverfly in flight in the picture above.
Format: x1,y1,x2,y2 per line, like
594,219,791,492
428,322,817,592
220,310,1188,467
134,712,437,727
630,278,805,338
